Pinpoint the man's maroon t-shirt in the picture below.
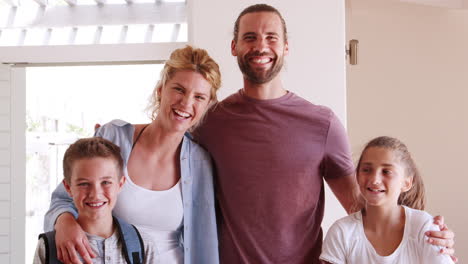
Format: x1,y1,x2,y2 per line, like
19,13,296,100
196,90,354,264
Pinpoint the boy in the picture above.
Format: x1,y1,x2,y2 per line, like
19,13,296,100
34,137,157,264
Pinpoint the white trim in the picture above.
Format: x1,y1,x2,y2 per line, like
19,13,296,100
94,0,106,5
2,0,18,7
5,7,17,27
400,0,468,8
186,0,193,44
3,3,186,29
63,0,77,6
32,0,48,7
0,42,186,64
10,66,25,264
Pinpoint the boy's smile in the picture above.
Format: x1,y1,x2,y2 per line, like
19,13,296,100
64,157,124,223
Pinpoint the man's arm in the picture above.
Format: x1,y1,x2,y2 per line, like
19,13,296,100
325,173,362,214
427,216,457,263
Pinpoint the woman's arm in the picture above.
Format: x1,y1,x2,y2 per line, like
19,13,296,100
43,183,77,231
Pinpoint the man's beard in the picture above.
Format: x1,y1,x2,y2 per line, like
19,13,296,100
237,51,284,84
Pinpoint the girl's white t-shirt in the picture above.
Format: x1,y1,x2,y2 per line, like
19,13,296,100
320,206,454,264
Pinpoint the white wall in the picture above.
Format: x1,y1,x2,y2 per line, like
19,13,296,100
190,0,348,231
347,0,468,257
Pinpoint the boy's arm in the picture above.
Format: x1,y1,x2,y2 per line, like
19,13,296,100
43,182,78,232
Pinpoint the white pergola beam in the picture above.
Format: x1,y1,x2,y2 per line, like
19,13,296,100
68,27,77,44
62,0,77,6
93,26,103,44
119,25,128,43
43,28,52,45
0,42,186,64
171,23,180,42
2,0,19,7
145,24,154,43
26,3,186,28
32,0,48,7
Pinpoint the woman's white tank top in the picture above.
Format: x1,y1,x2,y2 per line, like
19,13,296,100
113,168,184,263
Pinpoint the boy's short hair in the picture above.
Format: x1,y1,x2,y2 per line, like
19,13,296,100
63,137,124,184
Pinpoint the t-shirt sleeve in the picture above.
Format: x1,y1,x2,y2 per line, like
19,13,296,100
322,112,354,179
320,222,347,264
419,219,454,264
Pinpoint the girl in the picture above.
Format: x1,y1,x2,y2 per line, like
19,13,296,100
320,136,453,264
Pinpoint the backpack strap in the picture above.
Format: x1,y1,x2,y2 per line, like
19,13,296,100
114,217,145,264
38,231,63,264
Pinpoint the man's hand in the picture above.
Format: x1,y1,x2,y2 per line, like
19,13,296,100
55,213,96,264
425,215,457,263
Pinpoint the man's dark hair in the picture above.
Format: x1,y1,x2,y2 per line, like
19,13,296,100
233,4,288,43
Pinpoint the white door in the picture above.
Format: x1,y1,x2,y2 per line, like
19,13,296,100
0,63,26,264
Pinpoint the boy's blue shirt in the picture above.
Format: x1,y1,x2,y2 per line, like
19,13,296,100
44,119,219,264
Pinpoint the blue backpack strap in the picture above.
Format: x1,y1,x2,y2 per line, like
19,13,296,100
114,217,145,264
38,231,63,264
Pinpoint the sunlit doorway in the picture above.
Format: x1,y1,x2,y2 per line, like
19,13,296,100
25,64,163,263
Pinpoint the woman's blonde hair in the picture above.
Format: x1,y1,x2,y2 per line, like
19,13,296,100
148,45,221,120
356,136,426,210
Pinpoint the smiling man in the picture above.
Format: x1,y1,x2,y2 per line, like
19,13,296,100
195,3,456,264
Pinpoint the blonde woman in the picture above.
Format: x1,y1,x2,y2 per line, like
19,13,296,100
44,46,221,264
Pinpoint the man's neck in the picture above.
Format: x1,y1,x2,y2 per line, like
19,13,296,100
243,77,287,100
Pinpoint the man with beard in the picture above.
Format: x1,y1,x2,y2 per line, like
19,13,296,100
195,4,456,264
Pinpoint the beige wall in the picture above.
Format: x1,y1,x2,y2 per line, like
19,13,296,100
347,0,468,257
